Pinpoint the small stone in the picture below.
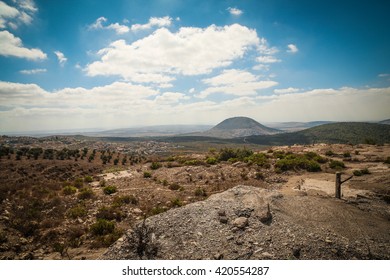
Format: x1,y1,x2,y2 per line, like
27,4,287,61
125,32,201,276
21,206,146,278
232,217,248,229
227,235,234,241
219,216,228,224
325,239,333,244
292,247,301,258
218,209,226,216
213,253,223,260
261,252,274,259
133,208,143,215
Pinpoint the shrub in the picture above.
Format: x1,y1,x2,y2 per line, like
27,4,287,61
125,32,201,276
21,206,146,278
74,178,84,188
169,183,180,191
84,176,93,183
62,185,77,195
184,159,204,166
205,157,217,165
78,187,94,200
329,160,345,169
275,154,321,172
171,198,182,207
150,162,162,170
218,147,253,162
162,179,168,186
103,185,117,195
67,205,87,219
325,150,335,156
343,152,351,158
245,153,269,167
255,172,265,180
90,219,115,236
143,171,152,178
113,195,138,206
150,206,166,216
194,187,207,197
96,206,123,221
354,168,371,176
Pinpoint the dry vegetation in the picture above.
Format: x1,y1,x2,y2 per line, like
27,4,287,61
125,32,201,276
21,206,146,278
0,138,389,259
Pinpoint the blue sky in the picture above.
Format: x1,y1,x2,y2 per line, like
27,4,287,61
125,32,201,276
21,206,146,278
0,0,389,132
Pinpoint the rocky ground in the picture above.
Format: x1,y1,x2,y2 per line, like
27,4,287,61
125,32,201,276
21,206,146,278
0,143,389,259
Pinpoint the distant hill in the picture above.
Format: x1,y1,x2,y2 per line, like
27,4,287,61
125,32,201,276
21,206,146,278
194,117,281,139
265,121,334,132
241,122,390,145
379,119,390,125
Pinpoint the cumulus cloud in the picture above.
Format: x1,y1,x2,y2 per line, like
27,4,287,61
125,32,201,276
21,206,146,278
130,16,172,31
287,44,298,53
198,69,277,98
19,68,47,75
54,51,67,66
0,0,37,29
88,17,130,34
256,56,281,64
0,30,47,60
274,87,300,94
86,24,260,85
227,7,243,16
1,81,389,131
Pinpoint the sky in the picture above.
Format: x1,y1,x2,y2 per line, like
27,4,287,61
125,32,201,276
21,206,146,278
0,0,389,133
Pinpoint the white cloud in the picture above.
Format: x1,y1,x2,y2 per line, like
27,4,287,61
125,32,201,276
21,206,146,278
54,51,67,66
188,88,195,93
227,7,243,16
1,81,390,131
86,24,260,85
0,0,37,29
198,69,277,98
130,16,172,31
154,92,189,104
19,68,47,74
287,44,298,53
256,56,281,64
0,30,47,60
378,73,389,78
274,87,300,94
88,17,130,34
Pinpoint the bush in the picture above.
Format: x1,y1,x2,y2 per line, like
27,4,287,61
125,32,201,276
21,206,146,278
169,183,180,191
62,185,77,195
354,168,370,176
150,206,166,216
171,198,182,207
78,187,94,200
143,171,152,178
194,187,207,197
103,185,117,195
67,205,87,219
205,157,217,165
218,147,253,162
84,176,93,183
275,154,322,172
325,150,335,156
329,160,345,169
150,162,162,170
255,172,265,180
184,159,204,166
343,152,351,158
96,206,123,221
113,195,138,206
244,153,269,167
90,219,115,236
74,178,84,188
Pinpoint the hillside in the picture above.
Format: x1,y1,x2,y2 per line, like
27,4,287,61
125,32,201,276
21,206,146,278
194,117,280,139
241,122,390,145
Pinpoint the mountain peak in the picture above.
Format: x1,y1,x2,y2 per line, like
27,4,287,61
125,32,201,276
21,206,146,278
204,116,280,138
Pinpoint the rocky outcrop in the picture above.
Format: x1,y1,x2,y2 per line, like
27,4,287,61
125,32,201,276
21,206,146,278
101,185,390,260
